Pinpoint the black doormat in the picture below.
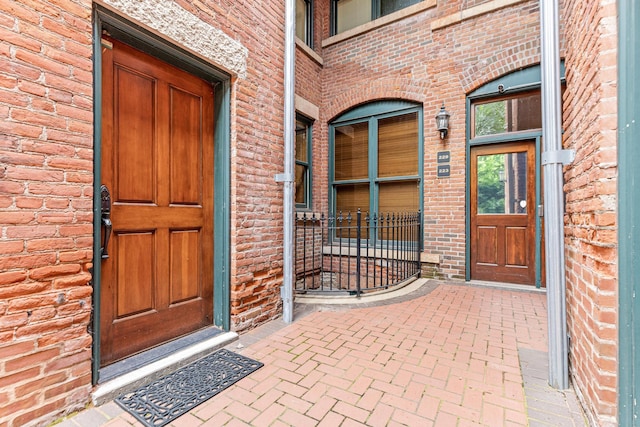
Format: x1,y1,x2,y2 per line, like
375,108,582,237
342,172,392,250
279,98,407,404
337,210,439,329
115,349,263,427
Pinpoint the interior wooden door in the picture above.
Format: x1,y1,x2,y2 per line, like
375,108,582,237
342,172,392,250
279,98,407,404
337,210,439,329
470,141,536,285
100,36,215,366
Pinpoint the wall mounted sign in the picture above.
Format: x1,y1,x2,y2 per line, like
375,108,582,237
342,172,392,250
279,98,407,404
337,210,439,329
437,151,450,163
437,164,450,178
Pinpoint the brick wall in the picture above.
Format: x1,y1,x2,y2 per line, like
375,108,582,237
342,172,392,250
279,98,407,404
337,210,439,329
0,0,622,425
296,0,327,218
313,2,619,424
317,0,543,279
145,0,287,333
296,48,326,215
171,1,287,331
0,0,94,425
562,0,618,425
0,0,289,425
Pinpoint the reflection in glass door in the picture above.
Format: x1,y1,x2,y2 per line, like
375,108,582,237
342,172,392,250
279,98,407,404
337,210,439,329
477,152,528,215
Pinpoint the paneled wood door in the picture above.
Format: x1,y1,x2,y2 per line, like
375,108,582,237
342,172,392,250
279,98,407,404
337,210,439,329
100,37,214,366
470,141,536,285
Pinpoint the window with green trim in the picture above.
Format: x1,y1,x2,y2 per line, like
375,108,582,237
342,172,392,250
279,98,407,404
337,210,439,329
330,102,422,221
471,91,542,138
331,0,421,34
296,0,313,47
296,116,312,209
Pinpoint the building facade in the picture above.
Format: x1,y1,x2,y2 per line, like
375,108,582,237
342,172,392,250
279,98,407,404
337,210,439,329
0,0,634,426
0,0,288,424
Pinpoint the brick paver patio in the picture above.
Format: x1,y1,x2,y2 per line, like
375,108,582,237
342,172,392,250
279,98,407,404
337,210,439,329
57,281,587,426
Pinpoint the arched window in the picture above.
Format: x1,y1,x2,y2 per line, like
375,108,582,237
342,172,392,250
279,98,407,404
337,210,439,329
329,101,423,220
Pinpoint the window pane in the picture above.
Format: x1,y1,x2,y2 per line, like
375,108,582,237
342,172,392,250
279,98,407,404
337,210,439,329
475,101,507,137
379,180,419,213
380,0,421,16
336,183,369,214
337,0,371,33
296,120,308,163
295,164,308,205
377,181,418,240
474,92,542,137
296,0,308,42
378,112,418,178
477,152,527,214
335,183,369,238
335,122,369,180
512,92,541,131
296,117,311,208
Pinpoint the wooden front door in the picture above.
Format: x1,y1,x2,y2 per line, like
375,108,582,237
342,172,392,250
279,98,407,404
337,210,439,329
470,141,536,285
100,37,215,366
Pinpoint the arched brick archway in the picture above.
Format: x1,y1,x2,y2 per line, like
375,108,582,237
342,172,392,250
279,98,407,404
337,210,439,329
325,77,428,122
459,45,543,95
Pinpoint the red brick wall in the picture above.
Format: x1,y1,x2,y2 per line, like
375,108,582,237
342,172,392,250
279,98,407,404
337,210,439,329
562,0,618,425
317,1,543,279
172,1,288,331
0,0,94,425
313,2,619,424
296,48,325,214
0,0,622,425
0,0,289,425
296,0,328,217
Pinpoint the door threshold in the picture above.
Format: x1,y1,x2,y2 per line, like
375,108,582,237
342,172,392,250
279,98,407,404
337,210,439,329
92,327,238,405
466,279,546,292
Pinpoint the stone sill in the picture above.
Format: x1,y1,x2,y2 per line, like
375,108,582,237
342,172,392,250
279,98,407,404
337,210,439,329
322,0,437,48
295,95,320,121
421,252,440,264
431,0,528,31
296,37,323,66
321,246,440,264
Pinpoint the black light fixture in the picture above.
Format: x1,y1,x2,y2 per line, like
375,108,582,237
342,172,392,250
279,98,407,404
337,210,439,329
435,103,450,140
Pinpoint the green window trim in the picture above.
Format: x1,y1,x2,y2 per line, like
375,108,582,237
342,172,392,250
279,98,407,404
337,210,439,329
295,115,313,210
618,0,640,424
329,101,424,246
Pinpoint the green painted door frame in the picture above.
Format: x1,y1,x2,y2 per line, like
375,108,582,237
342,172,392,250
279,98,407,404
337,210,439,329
618,0,640,424
465,65,565,288
91,6,231,384
465,131,544,287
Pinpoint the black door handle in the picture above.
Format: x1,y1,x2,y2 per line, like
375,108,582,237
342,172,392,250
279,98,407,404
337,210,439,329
100,185,112,259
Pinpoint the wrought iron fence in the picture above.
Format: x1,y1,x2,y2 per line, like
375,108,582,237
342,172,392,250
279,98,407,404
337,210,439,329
295,210,421,296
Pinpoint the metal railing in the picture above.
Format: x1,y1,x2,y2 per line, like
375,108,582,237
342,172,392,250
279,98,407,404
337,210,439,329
295,210,421,296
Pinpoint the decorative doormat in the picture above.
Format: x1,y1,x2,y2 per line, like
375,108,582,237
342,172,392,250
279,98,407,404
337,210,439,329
115,349,263,427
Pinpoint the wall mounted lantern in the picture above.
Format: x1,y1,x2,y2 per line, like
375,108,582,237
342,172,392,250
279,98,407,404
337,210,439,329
435,103,450,140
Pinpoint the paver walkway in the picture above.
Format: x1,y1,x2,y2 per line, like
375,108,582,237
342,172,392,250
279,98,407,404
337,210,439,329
56,281,586,426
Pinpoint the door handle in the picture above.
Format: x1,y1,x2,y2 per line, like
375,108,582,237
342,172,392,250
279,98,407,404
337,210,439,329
100,184,112,259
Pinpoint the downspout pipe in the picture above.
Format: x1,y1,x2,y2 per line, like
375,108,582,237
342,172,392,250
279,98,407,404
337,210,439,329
540,0,573,389
277,0,296,323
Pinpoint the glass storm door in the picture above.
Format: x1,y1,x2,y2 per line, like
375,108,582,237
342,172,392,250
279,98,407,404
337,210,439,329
470,141,536,285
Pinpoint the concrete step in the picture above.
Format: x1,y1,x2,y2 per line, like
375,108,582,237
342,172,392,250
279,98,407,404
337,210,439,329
92,328,238,405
